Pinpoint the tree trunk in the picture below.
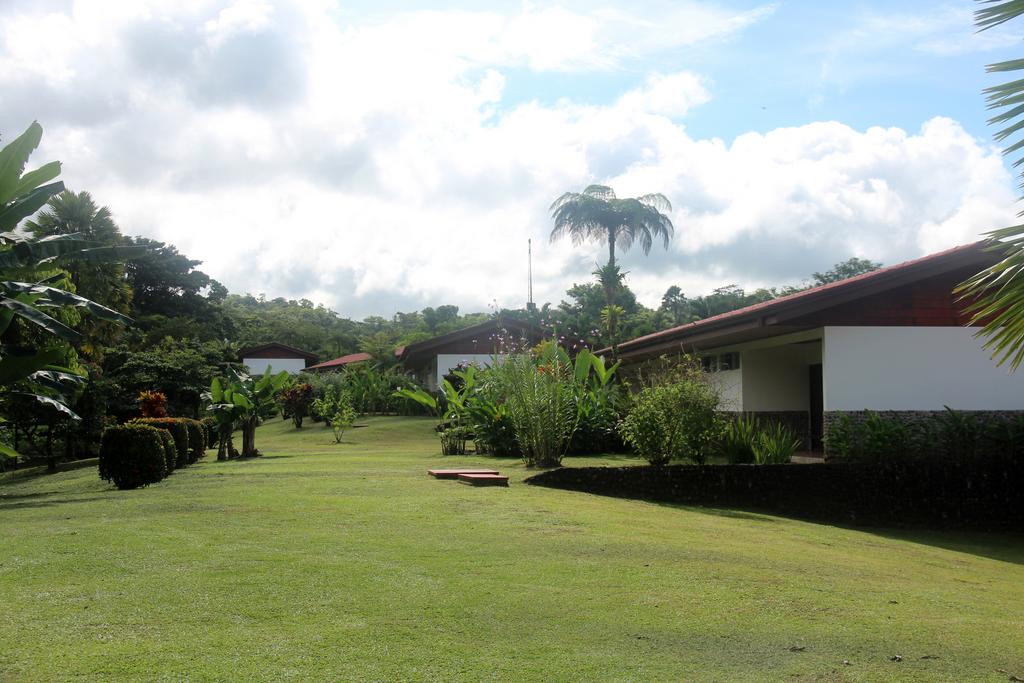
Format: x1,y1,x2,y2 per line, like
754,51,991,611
608,233,616,269
217,424,232,461
241,417,258,457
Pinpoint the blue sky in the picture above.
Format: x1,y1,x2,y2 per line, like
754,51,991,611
0,0,1020,316
496,1,1021,143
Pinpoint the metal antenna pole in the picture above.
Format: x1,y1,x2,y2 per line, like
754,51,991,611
528,238,534,307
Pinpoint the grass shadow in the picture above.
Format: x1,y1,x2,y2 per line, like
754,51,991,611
0,458,100,488
0,494,109,511
645,498,1024,564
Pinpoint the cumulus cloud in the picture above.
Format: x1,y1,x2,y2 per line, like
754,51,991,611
0,0,1016,318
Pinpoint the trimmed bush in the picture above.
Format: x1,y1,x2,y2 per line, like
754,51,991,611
181,418,206,463
201,417,218,448
99,424,167,490
619,380,722,465
156,429,176,474
132,418,189,468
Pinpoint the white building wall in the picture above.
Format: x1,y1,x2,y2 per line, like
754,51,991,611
823,326,1024,411
742,343,821,412
242,357,308,375
435,353,504,388
709,369,743,411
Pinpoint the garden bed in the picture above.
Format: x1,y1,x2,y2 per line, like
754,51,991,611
526,460,1024,530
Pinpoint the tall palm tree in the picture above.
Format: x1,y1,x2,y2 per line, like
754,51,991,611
25,191,132,356
549,184,675,268
958,1,1024,369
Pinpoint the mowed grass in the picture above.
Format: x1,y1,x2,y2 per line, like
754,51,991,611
1,417,1022,682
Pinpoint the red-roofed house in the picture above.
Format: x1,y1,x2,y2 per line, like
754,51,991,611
610,242,1023,452
239,343,318,375
396,318,547,390
305,352,373,373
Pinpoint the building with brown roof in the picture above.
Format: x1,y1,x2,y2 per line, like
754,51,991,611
609,242,1022,453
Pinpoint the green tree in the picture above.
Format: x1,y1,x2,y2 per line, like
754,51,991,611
0,122,132,463
657,285,694,327
549,184,675,268
812,257,882,285
24,190,133,355
958,0,1024,369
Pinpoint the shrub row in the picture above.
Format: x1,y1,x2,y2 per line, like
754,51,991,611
99,424,170,490
827,409,1024,464
526,460,1024,530
99,418,211,490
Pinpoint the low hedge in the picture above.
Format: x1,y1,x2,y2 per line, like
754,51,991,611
156,430,176,475
201,417,218,448
132,418,189,468
181,419,206,464
99,424,167,490
526,460,1024,530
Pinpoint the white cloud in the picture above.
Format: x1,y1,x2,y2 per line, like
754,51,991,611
0,0,1016,318
618,72,711,118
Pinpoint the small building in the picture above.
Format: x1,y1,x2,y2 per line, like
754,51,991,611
611,242,1022,453
396,319,547,391
239,343,318,375
305,352,373,373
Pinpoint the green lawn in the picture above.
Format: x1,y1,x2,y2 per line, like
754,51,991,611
1,416,1022,682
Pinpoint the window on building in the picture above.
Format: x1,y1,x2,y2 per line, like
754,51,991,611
719,352,740,371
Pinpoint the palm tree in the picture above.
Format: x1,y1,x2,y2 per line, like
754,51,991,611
25,191,133,356
549,184,675,268
958,1,1024,369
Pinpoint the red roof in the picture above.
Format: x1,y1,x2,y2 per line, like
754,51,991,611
609,241,996,357
305,352,373,371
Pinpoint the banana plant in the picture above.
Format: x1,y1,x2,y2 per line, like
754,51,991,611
209,367,289,458
0,122,136,459
203,377,246,461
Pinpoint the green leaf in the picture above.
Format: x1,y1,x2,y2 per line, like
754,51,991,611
0,297,81,342
11,161,61,203
0,181,65,232
231,393,253,410
211,377,224,403
0,122,44,206
8,391,80,420
0,347,67,385
3,281,132,325
28,369,86,393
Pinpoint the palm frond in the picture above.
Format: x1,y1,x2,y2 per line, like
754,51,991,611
957,3,1024,367
975,0,1024,32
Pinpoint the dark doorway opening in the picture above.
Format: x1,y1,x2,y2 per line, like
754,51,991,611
809,363,824,451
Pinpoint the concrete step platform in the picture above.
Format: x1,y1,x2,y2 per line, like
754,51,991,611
428,468,499,479
457,473,509,487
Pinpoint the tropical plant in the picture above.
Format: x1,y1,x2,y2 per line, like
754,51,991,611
312,387,357,443
719,414,760,464
567,348,625,454
619,361,722,465
394,367,477,455
549,185,674,269
278,382,314,428
24,190,133,355
751,422,801,464
224,367,288,457
138,390,168,418
489,342,582,467
957,1,1024,369
0,122,134,463
203,377,244,461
